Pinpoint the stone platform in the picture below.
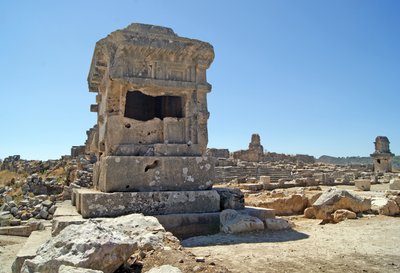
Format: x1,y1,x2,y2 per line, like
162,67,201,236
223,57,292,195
96,156,216,192
54,200,221,239
73,188,220,218
12,229,52,273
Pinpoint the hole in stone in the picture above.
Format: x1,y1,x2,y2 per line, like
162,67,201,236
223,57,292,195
144,160,159,172
124,90,183,121
125,123,131,128
377,159,381,164
147,132,151,136
126,185,130,189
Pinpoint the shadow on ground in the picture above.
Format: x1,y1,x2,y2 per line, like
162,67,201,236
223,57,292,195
181,229,309,247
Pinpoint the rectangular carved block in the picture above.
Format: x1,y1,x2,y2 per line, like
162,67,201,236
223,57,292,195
75,189,220,218
97,156,215,192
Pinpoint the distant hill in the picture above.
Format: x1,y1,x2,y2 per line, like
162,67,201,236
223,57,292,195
317,155,400,169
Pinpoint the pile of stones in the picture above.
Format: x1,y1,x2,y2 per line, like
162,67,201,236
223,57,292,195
1,195,57,226
0,155,60,175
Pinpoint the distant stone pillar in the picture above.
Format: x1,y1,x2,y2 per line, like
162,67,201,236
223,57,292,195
370,136,394,173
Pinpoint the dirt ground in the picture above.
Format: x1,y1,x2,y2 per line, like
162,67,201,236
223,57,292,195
1,182,399,273
1,216,399,273
0,235,26,273
183,215,400,273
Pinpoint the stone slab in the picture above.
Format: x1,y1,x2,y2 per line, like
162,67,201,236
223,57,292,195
51,200,220,239
389,179,400,190
52,216,86,236
0,225,33,237
355,179,371,191
241,183,264,191
97,156,215,192
53,200,82,217
12,229,52,273
153,144,201,156
240,206,276,220
155,212,220,239
75,189,220,218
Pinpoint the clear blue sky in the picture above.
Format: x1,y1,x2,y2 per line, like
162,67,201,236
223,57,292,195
1,0,399,160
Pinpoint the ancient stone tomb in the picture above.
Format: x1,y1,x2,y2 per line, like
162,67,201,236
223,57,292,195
74,23,219,218
371,136,394,173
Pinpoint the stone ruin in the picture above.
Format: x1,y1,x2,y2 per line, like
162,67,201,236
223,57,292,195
72,23,227,229
371,136,394,173
233,133,264,162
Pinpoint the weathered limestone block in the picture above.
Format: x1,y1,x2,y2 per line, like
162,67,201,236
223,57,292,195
389,179,400,190
332,209,357,223
371,198,400,216
220,209,264,233
206,148,230,159
309,188,371,220
264,218,293,230
155,212,220,239
12,230,52,273
241,183,264,191
249,194,308,216
260,175,271,185
354,179,371,191
385,190,400,207
97,156,215,192
240,206,275,220
214,188,245,210
76,189,220,218
21,214,168,273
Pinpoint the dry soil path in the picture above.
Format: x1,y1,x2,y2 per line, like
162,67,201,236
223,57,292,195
183,216,400,273
0,235,27,273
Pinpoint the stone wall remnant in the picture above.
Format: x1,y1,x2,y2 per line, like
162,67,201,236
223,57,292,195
233,134,264,162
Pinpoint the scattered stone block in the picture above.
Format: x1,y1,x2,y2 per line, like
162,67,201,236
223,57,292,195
250,194,308,216
21,214,168,273
310,188,371,220
241,183,263,191
220,209,264,233
332,209,357,223
260,176,271,185
389,179,400,190
241,206,275,220
264,218,293,230
371,198,400,216
354,179,371,191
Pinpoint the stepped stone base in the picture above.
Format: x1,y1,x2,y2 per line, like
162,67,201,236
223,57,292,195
12,229,52,273
155,212,220,239
73,188,220,218
95,156,216,192
54,200,220,239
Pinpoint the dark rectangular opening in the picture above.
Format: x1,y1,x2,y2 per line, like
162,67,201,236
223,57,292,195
124,91,183,121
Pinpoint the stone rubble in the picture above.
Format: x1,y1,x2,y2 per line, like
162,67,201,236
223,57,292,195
0,154,96,231
305,188,371,220
20,214,169,273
